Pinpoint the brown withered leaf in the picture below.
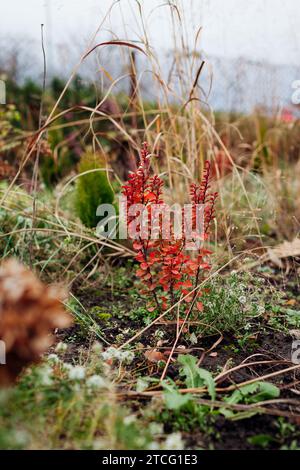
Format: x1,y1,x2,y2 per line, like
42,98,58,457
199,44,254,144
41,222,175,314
268,238,300,268
0,259,72,386
0,161,14,180
209,352,218,357
285,299,297,306
144,349,167,363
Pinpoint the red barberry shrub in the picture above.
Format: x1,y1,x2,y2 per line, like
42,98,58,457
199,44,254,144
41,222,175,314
122,143,218,317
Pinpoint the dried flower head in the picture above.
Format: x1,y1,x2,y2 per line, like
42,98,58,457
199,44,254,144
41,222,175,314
0,258,72,386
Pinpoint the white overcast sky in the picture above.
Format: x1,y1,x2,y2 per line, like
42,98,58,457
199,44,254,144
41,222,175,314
1,0,300,66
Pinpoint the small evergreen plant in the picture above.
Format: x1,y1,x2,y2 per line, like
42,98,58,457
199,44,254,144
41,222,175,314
75,151,114,228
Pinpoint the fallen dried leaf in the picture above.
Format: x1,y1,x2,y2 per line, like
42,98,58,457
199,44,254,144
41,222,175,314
144,349,167,363
286,299,297,306
268,238,300,268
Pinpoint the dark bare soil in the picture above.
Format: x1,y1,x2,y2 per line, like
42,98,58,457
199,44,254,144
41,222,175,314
56,265,300,450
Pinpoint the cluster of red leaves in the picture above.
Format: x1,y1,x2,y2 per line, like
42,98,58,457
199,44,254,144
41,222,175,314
122,143,218,315
190,160,218,238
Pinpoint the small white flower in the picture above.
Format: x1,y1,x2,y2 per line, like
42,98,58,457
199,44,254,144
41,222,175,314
55,342,68,353
47,353,60,364
135,437,147,447
115,334,125,343
154,329,165,339
148,441,160,450
163,432,184,450
119,350,135,364
68,365,86,381
86,375,107,389
238,296,247,305
101,347,118,361
101,347,134,364
13,430,29,446
257,305,265,314
72,383,81,392
91,341,103,354
189,332,198,345
123,415,136,425
149,422,164,435
38,365,53,386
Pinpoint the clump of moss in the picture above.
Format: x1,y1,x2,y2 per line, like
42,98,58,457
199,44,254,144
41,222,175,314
75,151,114,228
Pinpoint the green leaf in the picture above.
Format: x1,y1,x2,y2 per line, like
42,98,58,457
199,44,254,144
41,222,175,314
136,377,149,393
225,381,280,405
251,382,280,402
197,368,216,401
286,309,300,327
178,355,216,400
230,410,260,420
248,434,274,448
162,380,192,410
177,354,202,388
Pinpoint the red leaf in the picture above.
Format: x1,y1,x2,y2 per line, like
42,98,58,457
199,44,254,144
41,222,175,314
133,241,143,250
136,269,143,277
147,306,156,312
181,280,193,288
144,192,157,202
199,263,210,270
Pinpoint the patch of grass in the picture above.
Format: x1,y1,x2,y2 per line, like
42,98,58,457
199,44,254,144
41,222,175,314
0,346,180,450
66,295,111,343
248,418,300,450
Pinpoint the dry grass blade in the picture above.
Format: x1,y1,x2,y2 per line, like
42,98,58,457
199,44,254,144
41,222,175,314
83,40,147,60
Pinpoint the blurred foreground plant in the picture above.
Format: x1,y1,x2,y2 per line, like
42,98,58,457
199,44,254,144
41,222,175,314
0,258,72,386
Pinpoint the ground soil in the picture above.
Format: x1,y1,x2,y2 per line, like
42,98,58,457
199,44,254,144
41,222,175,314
55,264,300,450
